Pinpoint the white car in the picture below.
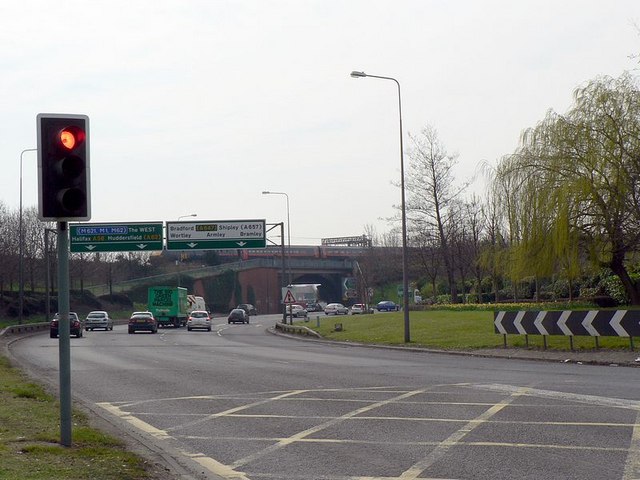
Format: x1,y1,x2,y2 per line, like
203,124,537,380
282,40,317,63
324,303,349,315
85,310,114,331
287,304,308,318
187,310,212,331
350,304,366,315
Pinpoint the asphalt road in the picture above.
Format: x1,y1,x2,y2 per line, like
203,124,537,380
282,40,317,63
7,314,640,480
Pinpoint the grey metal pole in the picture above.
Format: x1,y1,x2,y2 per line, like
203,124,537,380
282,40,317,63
350,71,410,342
57,221,72,447
394,78,411,343
262,191,292,286
19,148,37,325
284,193,292,286
280,222,287,323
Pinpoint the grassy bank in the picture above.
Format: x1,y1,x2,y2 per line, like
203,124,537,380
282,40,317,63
0,355,158,480
307,310,633,351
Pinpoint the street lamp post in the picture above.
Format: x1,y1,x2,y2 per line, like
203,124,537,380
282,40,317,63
262,191,292,286
19,148,37,325
350,70,411,342
178,213,197,221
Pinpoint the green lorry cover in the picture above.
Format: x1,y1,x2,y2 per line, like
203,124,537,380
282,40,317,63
148,286,188,321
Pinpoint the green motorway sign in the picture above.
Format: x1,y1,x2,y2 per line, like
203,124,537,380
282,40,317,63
166,219,266,250
70,222,164,253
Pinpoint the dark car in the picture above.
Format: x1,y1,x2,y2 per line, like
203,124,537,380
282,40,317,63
228,308,249,324
305,302,322,312
237,303,257,316
128,312,158,334
50,312,83,338
376,300,400,312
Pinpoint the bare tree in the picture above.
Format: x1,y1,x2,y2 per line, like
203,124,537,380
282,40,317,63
414,225,442,300
0,206,19,292
405,126,468,303
462,195,487,302
22,207,47,293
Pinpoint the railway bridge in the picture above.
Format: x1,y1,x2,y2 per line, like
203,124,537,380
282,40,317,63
90,246,369,314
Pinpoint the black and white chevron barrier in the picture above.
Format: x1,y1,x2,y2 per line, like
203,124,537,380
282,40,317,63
494,310,640,337
494,310,640,350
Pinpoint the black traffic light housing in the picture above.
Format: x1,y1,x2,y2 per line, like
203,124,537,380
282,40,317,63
37,113,91,221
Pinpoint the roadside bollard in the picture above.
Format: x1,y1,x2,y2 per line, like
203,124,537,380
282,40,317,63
316,316,320,328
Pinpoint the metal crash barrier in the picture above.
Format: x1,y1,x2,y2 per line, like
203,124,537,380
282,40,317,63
494,310,640,350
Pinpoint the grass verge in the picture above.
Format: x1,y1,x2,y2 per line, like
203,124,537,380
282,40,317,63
0,355,156,480
306,310,633,351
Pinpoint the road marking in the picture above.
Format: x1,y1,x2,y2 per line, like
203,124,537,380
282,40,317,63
98,384,640,480
166,390,309,433
229,387,431,469
623,410,640,480
181,449,251,480
471,383,640,410
398,386,530,479
173,433,631,453
97,402,171,439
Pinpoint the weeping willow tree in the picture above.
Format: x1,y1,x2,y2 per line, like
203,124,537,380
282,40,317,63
495,73,640,304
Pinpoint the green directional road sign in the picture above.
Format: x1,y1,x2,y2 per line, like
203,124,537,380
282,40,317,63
70,222,164,253
166,219,266,251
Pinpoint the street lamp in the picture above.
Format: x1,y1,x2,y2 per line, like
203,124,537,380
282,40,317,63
19,148,37,325
262,191,292,286
178,213,197,220
350,70,411,342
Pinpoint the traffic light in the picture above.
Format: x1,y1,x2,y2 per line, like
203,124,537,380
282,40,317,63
37,114,91,221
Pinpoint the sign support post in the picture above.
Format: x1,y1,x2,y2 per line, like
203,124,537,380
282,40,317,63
283,287,296,325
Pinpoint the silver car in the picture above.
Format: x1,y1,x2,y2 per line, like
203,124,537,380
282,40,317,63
85,311,113,331
324,303,349,315
287,304,308,318
187,310,212,331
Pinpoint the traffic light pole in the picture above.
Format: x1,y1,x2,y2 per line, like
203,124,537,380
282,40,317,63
36,113,89,447
57,221,72,447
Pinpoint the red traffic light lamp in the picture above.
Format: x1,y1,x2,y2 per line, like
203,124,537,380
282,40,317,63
37,114,91,221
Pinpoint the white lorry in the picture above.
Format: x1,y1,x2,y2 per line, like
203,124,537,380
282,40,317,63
187,295,207,312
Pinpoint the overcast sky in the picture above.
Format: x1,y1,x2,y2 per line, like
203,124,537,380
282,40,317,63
2,1,638,246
